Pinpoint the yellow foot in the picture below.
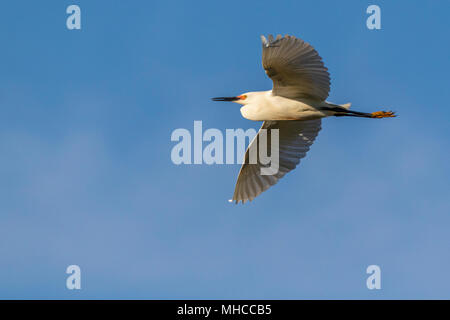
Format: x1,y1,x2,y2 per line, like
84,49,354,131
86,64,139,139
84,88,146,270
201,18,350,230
371,111,396,118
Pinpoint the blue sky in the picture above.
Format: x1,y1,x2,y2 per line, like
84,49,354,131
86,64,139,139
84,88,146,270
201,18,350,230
0,0,449,299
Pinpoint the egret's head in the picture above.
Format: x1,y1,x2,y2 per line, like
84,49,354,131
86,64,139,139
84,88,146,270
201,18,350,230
212,93,250,105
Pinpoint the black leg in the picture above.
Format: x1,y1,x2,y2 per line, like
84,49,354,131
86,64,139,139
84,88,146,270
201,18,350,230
321,106,372,118
333,113,372,118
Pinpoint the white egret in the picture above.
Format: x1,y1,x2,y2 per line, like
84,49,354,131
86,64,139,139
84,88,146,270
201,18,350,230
213,34,395,204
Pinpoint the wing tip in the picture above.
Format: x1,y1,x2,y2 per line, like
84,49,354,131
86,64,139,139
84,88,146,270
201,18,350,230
229,197,253,205
262,34,285,47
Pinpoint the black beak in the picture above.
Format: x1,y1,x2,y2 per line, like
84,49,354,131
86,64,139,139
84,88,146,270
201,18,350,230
212,96,239,102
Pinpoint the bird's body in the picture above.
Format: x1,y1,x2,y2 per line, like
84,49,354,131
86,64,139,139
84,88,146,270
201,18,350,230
238,90,341,121
213,34,395,204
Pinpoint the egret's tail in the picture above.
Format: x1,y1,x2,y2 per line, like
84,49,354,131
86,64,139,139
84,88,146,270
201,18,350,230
340,103,351,110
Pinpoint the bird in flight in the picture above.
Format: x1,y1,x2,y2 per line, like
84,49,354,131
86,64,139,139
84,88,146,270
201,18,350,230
212,34,395,204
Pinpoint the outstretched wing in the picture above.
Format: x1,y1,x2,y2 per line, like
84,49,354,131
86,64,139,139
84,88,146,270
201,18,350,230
261,34,330,101
231,119,321,204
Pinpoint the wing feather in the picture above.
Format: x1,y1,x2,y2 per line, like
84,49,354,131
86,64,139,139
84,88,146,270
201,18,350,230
231,119,321,203
261,34,330,101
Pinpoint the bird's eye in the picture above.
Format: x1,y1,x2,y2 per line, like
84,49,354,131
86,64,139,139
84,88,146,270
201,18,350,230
238,95,247,100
